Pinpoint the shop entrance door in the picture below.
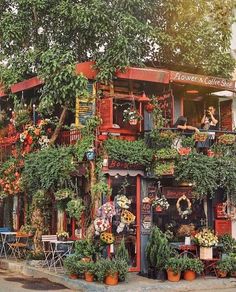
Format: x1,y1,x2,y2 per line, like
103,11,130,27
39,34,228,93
109,175,141,272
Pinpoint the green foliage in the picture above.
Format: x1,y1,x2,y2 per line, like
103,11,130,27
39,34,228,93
104,138,153,165
146,227,172,269
22,146,76,194
54,188,75,210
175,153,219,200
64,254,80,275
26,251,44,260
94,258,128,282
74,239,96,259
115,238,129,265
181,136,195,149
76,135,94,162
66,198,85,221
147,130,178,149
182,258,204,273
219,234,236,254
155,148,178,160
153,162,174,177
165,257,184,274
216,258,233,273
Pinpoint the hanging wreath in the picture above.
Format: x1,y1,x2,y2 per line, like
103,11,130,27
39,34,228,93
176,195,192,219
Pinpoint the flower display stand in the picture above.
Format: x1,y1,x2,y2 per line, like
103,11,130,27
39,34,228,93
200,247,213,259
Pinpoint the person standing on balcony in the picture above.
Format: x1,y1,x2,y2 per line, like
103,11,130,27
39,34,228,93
201,106,218,131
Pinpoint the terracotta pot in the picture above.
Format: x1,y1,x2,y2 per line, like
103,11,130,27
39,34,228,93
230,271,236,277
184,270,196,281
217,270,227,278
85,272,94,282
178,147,191,156
81,257,91,263
167,269,181,282
69,274,79,280
104,272,118,285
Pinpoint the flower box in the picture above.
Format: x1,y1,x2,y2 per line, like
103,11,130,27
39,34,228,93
200,247,213,259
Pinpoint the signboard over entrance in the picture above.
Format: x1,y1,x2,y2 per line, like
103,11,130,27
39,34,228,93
162,186,193,198
170,71,236,91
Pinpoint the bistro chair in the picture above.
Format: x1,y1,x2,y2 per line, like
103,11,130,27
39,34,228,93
41,235,57,269
8,232,31,259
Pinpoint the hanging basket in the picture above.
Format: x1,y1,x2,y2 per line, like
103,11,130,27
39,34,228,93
145,103,155,113
129,119,138,125
155,206,163,212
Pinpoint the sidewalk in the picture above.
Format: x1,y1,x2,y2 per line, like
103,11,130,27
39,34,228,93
0,259,236,292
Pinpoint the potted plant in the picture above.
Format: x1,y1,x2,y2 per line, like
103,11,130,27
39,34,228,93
146,227,171,280
178,136,195,156
153,162,174,177
165,257,184,282
123,107,142,125
182,258,204,281
194,228,218,259
216,258,232,278
230,257,236,277
74,239,96,262
152,196,170,212
154,148,178,160
66,198,85,221
194,132,208,142
218,134,235,145
64,255,80,279
76,261,96,282
219,234,236,257
56,231,69,241
115,238,129,265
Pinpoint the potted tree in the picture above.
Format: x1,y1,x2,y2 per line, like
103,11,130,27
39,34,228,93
216,258,232,278
182,258,204,281
77,261,96,282
74,239,96,262
165,257,184,282
146,227,171,280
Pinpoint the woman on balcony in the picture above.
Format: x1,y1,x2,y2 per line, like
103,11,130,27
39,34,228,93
200,106,218,148
174,116,199,133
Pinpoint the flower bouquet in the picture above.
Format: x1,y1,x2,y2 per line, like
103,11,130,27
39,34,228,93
152,196,170,212
115,195,131,209
94,218,110,235
97,202,116,220
194,228,218,259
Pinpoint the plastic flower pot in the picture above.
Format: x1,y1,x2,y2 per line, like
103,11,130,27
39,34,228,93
183,270,196,281
104,272,119,285
155,206,163,212
85,272,94,282
167,269,181,282
69,274,79,280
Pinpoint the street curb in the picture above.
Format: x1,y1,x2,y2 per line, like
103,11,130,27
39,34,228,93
1,259,236,292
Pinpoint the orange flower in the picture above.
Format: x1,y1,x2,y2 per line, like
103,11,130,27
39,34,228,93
34,128,41,136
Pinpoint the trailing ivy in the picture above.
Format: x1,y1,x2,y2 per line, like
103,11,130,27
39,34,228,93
175,152,219,200
104,138,153,165
22,146,76,194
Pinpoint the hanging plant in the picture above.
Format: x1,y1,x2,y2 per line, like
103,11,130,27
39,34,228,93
123,107,142,125
152,196,170,211
66,198,85,221
154,148,178,160
218,134,235,145
55,188,75,210
153,162,174,177
194,132,208,142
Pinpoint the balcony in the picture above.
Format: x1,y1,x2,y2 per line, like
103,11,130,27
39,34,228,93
56,129,81,146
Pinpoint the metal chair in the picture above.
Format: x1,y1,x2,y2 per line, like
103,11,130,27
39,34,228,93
41,235,57,269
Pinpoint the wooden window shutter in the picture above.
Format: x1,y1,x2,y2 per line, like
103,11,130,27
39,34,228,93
99,98,113,129
220,100,232,131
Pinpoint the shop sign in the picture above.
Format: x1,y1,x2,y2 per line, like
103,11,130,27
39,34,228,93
170,71,236,91
162,187,193,198
108,159,144,170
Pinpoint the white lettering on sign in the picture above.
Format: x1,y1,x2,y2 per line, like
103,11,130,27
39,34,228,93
172,72,235,90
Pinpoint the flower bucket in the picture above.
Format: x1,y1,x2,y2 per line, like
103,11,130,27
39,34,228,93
217,270,227,278
183,270,196,281
85,272,94,282
184,236,191,245
104,272,118,285
129,119,138,125
200,247,213,259
167,269,181,282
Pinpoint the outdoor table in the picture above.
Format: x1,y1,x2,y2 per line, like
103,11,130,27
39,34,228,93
0,232,17,258
170,242,198,257
49,240,74,271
